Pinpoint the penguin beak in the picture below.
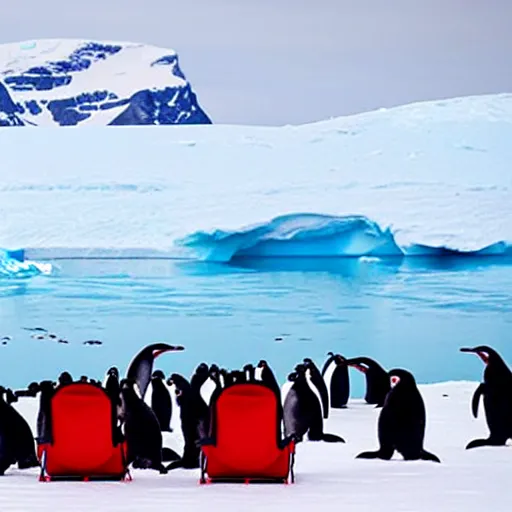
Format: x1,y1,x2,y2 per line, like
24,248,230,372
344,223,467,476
460,347,489,364
152,345,185,358
345,359,366,373
390,375,400,388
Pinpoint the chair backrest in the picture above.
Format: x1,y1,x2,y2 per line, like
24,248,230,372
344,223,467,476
50,383,118,471
210,383,282,466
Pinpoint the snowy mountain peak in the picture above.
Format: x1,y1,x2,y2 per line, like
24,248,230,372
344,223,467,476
0,39,211,126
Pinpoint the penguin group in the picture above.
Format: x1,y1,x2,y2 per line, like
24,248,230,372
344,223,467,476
1,343,511,478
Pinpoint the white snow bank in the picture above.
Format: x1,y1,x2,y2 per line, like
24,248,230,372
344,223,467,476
3,381,511,512
0,93,511,259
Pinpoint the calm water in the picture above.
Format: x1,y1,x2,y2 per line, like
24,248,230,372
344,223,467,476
0,257,511,396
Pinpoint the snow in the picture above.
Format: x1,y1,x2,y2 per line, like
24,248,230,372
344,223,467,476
0,39,211,126
0,93,511,266
4,380,511,511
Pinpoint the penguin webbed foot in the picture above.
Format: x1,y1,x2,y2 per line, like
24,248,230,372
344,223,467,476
356,449,393,460
419,450,441,463
165,458,200,471
157,464,168,474
465,437,507,450
17,456,40,470
321,433,346,443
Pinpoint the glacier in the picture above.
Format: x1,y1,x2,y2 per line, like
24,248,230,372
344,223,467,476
0,39,211,126
0,93,511,270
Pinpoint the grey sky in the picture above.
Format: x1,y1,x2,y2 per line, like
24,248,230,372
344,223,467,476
2,0,511,125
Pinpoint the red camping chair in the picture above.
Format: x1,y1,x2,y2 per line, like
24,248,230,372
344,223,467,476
200,382,295,484
37,382,130,482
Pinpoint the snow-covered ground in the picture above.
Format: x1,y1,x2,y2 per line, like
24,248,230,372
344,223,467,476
4,381,510,511
1,93,511,266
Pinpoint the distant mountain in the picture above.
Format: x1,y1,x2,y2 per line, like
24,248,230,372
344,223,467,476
0,39,211,126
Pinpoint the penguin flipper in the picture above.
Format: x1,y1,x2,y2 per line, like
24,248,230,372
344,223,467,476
321,433,345,443
420,450,441,463
471,383,485,419
162,447,181,462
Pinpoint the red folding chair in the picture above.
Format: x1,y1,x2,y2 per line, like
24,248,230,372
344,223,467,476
37,382,129,481
200,382,295,484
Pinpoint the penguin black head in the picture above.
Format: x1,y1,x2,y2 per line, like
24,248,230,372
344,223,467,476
107,367,119,378
257,360,268,368
195,363,209,374
39,380,56,396
388,369,416,389
230,370,245,382
333,354,347,365
460,345,503,365
28,381,40,395
287,371,299,382
152,370,166,380
6,388,17,404
345,356,375,373
167,373,190,393
58,371,73,386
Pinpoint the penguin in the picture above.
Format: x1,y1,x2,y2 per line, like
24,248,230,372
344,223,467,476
166,373,210,471
199,364,223,406
102,367,123,444
191,363,210,393
460,346,512,449
125,342,185,400
118,379,175,473
356,369,440,463
36,381,56,445
230,370,246,383
321,352,350,409
345,356,389,407
190,362,211,408
0,386,39,473
243,363,256,382
303,358,330,418
150,370,173,432
257,360,281,397
58,371,73,386
283,364,345,443
104,367,120,397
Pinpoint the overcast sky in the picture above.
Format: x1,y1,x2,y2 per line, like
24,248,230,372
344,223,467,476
2,0,511,125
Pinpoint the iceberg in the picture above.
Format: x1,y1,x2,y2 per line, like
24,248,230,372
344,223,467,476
177,213,511,262
0,249,51,278
0,39,211,126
